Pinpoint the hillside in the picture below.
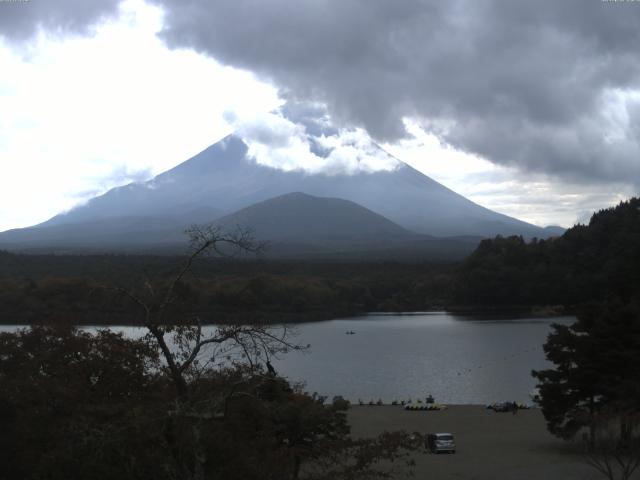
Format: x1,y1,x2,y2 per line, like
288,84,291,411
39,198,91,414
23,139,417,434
0,190,481,259
0,252,458,325
217,192,411,240
453,197,640,307
214,192,415,250
0,206,223,252
1,135,556,247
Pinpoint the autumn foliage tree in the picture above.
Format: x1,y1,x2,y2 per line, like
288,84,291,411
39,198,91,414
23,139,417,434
0,225,420,479
0,324,164,479
0,324,419,480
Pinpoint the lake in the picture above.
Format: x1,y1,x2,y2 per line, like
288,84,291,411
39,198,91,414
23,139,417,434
272,312,574,405
1,312,574,405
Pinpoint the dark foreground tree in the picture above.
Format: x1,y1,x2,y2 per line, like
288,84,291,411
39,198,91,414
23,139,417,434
533,298,640,479
581,408,640,480
0,323,165,479
106,225,303,478
532,299,640,441
0,325,419,480
0,225,421,479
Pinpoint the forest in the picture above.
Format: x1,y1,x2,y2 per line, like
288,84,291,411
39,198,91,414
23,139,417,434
1,199,640,479
453,197,640,309
0,253,456,325
1,197,639,325
0,226,423,480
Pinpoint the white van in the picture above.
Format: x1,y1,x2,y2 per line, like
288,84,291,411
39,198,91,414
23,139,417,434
426,433,456,453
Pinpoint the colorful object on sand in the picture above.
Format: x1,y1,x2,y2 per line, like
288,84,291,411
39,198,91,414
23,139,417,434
404,403,447,411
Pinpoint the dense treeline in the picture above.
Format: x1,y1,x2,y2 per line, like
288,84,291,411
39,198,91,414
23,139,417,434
454,197,640,308
0,228,421,480
531,297,640,480
0,324,419,480
4,197,638,323
0,254,455,324
533,298,640,439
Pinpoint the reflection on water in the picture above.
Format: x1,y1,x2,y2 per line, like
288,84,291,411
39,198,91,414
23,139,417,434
0,313,574,405
272,313,574,405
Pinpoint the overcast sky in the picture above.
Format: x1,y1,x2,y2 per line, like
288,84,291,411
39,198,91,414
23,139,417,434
1,0,639,232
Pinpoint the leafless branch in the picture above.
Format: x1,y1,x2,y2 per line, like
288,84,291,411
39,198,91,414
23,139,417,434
581,410,640,480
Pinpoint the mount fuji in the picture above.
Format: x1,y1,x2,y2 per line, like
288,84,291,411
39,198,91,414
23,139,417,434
0,135,562,257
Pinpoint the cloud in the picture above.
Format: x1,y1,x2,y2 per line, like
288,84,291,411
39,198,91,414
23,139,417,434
4,0,639,185
0,0,122,43
383,120,636,228
70,165,152,201
151,0,640,185
0,1,280,231
227,104,400,175
82,164,153,194
2,0,638,230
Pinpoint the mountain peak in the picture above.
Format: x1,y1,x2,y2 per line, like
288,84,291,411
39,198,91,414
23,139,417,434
159,134,248,178
1,134,556,253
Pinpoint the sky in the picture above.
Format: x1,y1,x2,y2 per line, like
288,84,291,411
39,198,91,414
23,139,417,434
0,0,639,232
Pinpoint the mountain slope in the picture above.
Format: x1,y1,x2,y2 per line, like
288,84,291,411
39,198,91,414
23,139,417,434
0,191,481,259
0,135,560,255
0,206,223,251
212,192,481,259
215,192,415,244
453,197,640,306
33,135,550,238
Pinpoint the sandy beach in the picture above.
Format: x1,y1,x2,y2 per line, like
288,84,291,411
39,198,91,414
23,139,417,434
348,405,611,480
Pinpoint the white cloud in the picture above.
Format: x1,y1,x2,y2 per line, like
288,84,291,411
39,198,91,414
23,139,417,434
0,0,279,231
0,0,635,233
229,109,400,176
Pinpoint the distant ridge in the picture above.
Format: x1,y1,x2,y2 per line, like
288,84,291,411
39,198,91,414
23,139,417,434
215,192,415,244
0,192,481,259
0,134,562,256
31,135,553,237
453,197,640,306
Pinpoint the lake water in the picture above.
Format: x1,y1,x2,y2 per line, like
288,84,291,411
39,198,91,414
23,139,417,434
272,312,574,405
1,312,574,405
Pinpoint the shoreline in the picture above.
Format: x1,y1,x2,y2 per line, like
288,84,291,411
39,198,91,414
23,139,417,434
347,405,596,480
0,306,575,327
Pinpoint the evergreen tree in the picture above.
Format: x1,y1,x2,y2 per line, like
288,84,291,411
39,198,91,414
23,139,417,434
532,299,640,441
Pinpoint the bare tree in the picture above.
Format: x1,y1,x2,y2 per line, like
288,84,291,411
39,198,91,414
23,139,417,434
107,224,301,479
581,409,640,480
98,224,420,480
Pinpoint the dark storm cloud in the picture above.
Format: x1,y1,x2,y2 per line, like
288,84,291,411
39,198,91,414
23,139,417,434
2,0,640,184
154,0,640,184
0,0,121,41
